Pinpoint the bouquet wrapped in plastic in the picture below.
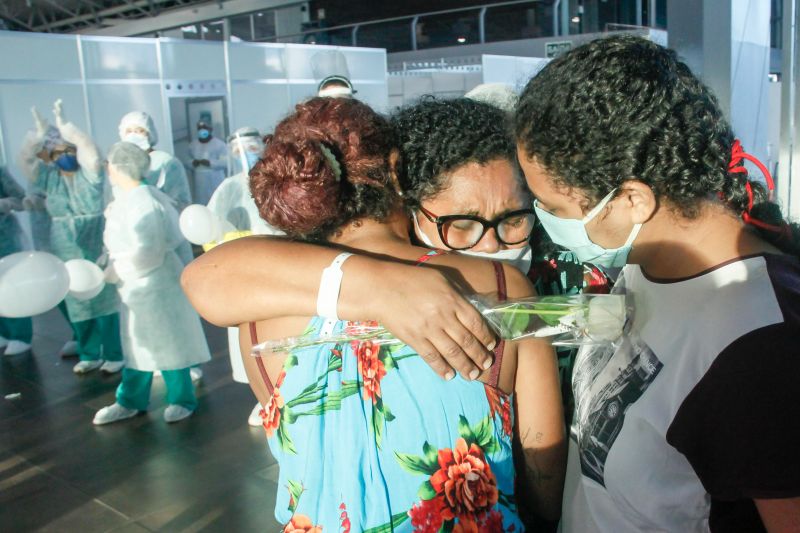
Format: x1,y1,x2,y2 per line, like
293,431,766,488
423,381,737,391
252,294,627,357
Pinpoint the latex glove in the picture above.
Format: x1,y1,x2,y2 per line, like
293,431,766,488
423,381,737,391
0,198,14,214
103,264,120,284
31,106,48,138
22,194,46,211
53,99,66,129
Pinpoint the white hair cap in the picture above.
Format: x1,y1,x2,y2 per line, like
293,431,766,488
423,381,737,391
118,111,158,146
465,83,519,114
108,141,151,180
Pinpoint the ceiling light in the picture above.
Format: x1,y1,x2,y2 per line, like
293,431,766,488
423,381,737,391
457,37,466,43
571,16,581,23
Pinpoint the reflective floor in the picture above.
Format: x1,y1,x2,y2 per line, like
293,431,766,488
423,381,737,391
0,309,281,532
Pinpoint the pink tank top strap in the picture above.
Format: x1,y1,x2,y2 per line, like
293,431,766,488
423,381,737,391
488,261,507,389
249,322,275,396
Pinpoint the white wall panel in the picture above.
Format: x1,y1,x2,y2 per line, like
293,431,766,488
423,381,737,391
0,33,80,80
231,84,290,134
81,37,160,79
159,39,225,80
229,43,286,80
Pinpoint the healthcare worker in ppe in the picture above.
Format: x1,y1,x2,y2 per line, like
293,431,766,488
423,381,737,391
93,142,211,425
118,111,193,265
19,101,123,374
186,121,227,205
23,126,78,358
207,126,283,426
0,166,33,356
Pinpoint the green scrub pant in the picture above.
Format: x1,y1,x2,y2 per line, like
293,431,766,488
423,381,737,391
72,313,123,362
116,367,197,412
57,301,79,341
0,317,33,343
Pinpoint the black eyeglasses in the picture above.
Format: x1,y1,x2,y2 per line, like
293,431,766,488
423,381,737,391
418,205,536,251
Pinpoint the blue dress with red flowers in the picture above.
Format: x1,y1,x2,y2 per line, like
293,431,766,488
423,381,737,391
256,260,524,533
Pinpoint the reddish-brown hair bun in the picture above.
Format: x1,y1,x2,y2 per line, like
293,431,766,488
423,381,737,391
250,97,396,241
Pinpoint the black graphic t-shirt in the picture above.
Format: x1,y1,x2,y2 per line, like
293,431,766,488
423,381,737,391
562,254,800,533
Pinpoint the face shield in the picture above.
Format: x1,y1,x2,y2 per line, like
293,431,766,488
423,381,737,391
228,129,263,174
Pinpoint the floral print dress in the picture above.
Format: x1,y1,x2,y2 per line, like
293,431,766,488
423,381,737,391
256,260,523,533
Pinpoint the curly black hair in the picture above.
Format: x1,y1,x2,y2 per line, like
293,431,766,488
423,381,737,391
515,34,798,255
391,96,521,211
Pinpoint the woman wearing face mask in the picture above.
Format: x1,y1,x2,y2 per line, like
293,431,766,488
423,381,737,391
118,111,193,265
187,121,227,205
512,34,800,532
18,100,123,375
207,126,284,427
239,96,564,530
182,98,607,387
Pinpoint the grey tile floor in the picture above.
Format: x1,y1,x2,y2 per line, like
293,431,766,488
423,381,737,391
0,308,281,532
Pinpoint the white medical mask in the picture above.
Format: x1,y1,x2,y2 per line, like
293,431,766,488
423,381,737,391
460,245,533,273
533,188,642,268
123,132,150,151
412,211,533,272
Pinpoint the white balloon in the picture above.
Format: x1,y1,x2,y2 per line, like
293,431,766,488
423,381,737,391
179,204,217,245
0,251,69,318
64,259,105,300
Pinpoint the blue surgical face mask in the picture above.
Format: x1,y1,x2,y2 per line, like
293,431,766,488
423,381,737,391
412,211,534,272
533,188,642,268
232,151,260,174
55,153,79,172
198,129,211,141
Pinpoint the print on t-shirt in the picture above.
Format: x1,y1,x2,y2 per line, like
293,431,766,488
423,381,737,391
572,333,663,486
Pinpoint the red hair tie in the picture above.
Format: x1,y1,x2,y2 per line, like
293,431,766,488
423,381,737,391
728,139,787,236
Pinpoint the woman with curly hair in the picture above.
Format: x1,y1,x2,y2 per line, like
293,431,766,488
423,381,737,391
513,35,800,532
233,97,564,531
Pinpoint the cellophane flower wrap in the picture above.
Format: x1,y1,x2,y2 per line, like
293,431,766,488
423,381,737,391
469,293,627,346
252,295,627,357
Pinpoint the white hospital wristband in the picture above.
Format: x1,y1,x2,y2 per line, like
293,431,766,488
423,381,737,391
316,252,353,320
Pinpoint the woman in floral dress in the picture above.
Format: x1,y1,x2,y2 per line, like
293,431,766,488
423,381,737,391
230,97,566,531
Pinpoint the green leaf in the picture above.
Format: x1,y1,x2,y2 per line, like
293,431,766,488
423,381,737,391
362,511,410,533
277,418,297,454
282,407,297,424
286,479,303,513
417,480,437,500
283,353,298,369
381,352,397,371
373,407,385,449
383,403,396,422
441,519,455,533
395,451,438,475
473,415,494,448
422,441,439,469
457,415,477,445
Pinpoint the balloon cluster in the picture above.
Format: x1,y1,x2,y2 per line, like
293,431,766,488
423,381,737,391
0,252,105,318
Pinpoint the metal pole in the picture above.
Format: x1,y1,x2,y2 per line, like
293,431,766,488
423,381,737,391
649,0,657,27
479,7,487,43
75,35,93,138
352,24,358,47
778,0,800,218
411,16,419,50
561,0,569,36
553,0,561,36
636,0,643,26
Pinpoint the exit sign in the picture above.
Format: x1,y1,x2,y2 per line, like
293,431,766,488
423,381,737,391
545,40,573,58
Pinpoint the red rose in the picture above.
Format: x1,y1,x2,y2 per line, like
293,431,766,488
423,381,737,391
452,519,479,533
481,510,505,532
430,438,499,522
283,514,322,533
408,496,445,533
261,370,286,438
354,341,387,404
